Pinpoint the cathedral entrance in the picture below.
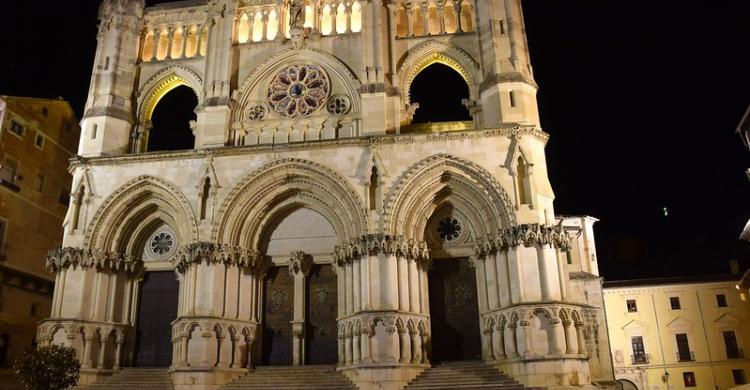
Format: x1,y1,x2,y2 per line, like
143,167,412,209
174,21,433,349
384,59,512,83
428,258,482,362
262,266,294,365
306,264,338,364
134,271,179,367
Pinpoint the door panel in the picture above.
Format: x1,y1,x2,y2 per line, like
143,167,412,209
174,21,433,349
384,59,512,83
135,272,179,367
428,258,481,361
306,264,338,364
262,266,294,365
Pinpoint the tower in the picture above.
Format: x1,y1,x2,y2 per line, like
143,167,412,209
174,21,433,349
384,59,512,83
39,0,613,388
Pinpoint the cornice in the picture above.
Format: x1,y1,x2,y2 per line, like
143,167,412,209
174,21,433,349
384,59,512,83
46,247,142,274
69,126,549,168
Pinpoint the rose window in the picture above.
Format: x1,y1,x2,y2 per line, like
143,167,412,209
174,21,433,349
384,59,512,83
267,64,330,118
327,95,351,115
437,217,462,241
246,104,267,121
150,232,174,256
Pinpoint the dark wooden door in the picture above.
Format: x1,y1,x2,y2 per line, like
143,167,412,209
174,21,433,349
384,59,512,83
306,264,338,364
428,258,481,362
262,266,293,365
135,272,179,367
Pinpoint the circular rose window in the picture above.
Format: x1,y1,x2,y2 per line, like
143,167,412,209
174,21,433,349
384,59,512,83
436,217,462,242
146,228,177,260
268,64,330,119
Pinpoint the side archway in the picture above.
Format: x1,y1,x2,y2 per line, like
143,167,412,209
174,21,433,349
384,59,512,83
384,154,516,241
85,175,199,258
213,159,368,249
137,65,203,124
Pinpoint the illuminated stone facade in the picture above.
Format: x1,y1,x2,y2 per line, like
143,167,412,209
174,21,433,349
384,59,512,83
39,0,615,388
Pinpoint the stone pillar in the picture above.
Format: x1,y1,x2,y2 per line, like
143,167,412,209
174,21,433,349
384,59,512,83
407,258,419,312
519,320,533,358
82,330,94,369
289,251,312,366
438,5,446,33
360,258,371,310
97,335,107,369
505,324,518,358
338,335,346,365
549,319,565,355
230,335,242,368
397,256,409,310
411,329,422,364
353,330,361,363
482,327,494,361
114,335,124,370
484,253,500,309
492,324,506,360
471,256,489,312
506,247,524,304
180,335,190,368
245,335,255,369
563,320,578,355
398,327,411,363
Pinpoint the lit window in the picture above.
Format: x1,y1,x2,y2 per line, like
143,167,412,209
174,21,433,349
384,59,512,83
670,296,681,310
238,13,251,43
267,9,279,40
350,1,362,33
321,5,333,35
683,372,696,387
304,5,314,29
626,299,637,313
336,3,347,34
252,12,264,42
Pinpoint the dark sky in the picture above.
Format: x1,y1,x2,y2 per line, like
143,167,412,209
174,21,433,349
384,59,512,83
1,1,749,280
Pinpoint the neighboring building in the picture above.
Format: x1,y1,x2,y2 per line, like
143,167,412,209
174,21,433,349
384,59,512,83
0,96,80,366
604,275,750,390
38,1,616,389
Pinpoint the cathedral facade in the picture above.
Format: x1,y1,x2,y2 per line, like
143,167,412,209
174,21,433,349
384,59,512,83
38,0,614,388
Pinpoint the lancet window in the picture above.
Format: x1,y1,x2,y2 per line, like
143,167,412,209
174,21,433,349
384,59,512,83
140,23,207,62
394,0,474,38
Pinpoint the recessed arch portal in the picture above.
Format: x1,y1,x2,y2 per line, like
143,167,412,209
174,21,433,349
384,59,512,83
147,85,197,152
410,63,471,123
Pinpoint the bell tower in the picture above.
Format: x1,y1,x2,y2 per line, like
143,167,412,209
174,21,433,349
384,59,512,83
78,0,145,157
475,0,540,127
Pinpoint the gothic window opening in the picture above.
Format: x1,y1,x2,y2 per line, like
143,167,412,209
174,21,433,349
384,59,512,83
336,3,347,34
267,9,279,40
321,5,333,35
170,27,184,59
252,12,264,42
185,25,198,57
412,6,425,36
141,30,155,61
304,5,314,29
368,166,379,211
409,63,470,124
428,2,440,35
444,1,458,33
200,177,211,220
516,156,532,205
459,1,474,32
509,90,517,107
238,13,251,43
147,85,197,152
72,185,85,231
199,26,209,56
156,28,169,60
351,1,362,32
395,6,408,37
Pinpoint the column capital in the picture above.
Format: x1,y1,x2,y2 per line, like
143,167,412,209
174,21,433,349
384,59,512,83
173,242,271,275
46,247,143,275
334,234,430,265
288,251,313,276
473,224,572,256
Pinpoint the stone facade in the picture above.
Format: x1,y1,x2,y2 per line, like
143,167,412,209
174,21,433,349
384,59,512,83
0,96,80,366
39,0,614,388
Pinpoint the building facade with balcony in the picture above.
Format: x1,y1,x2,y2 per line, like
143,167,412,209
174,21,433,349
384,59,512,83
37,0,619,389
0,96,80,366
604,276,750,390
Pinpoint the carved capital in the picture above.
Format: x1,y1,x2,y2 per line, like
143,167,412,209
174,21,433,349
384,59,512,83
288,251,313,276
473,224,572,253
46,247,143,274
174,242,267,274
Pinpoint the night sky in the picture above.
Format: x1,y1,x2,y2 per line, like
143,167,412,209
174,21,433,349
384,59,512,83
2,1,749,280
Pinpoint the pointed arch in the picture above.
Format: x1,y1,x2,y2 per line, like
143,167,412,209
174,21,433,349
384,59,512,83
137,65,203,124
85,176,198,258
384,154,516,239
398,40,480,105
213,159,368,249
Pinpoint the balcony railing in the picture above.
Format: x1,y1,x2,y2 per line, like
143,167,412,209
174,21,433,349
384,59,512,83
631,354,650,365
727,348,744,359
677,351,695,362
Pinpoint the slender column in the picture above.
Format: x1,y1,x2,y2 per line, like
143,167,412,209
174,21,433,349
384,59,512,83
384,254,399,309
113,336,124,370
360,328,371,363
455,4,463,32
407,258,419,312
353,330,361,363
397,256,409,311
82,333,94,369
55,269,67,317
472,257,489,312
150,31,159,61
484,253,500,310
517,321,532,358
406,10,414,36
245,337,255,368
575,322,587,356
289,251,312,366
549,319,565,355
338,335,346,365
555,248,569,300
482,328,493,361
230,336,242,368
563,320,578,355
360,258,371,310
422,8,429,35
399,328,411,363
165,27,175,59
411,330,422,364
419,265,429,314
419,330,429,364
216,335,228,368
345,332,353,365
505,324,518,358
97,336,107,368
496,251,511,307
345,7,352,33
492,324,506,360
262,13,269,41
438,6,446,33
180,335,190,367
506,246,525,303
537,245,558,301
195,26,204,56
331,8,338,34
179,25,188,58
345,262,354,314
107,273,118,321
353,259,361,312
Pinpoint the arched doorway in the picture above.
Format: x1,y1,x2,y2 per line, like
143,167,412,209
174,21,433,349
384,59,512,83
409,63,471,124
134,271,179,367
259,208,339,366
147,85,197,152
425,207,482,361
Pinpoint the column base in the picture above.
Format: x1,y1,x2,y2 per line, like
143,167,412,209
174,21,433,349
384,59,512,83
490,356,591,387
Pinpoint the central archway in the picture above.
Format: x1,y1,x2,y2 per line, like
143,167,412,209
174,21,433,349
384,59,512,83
147,85,197,152
410,63,471,124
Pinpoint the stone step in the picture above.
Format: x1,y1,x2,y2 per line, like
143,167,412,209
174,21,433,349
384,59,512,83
220,365,356,390
76,368,174,390
404,361,532,390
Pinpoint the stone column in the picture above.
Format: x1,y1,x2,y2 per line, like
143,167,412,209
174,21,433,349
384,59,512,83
338,334,346,365
353,257,361,312
216,334,227,368
411,329,422,364
505,324,518,358
549,319,565,355
114,335,124,370
289,251,312,366
438,5,446,33
407,258,419,312
506,246,524,304
470,255,489,312
397,256,409,310
245,335,255,369
360,258,371,310
493,324,506,360
180,335,190,368
455,3,463,33
353,330,361,363
519,320,533,358
230,335,242,368
406,10,414,36
82,329,94,369
484,253,500,310
482,327,494,361
399,327,411,363
165,26,175,59
563,320,577,355
97,335,108,369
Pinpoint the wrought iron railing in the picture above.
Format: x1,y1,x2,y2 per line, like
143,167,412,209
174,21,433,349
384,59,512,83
631,354,650,365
